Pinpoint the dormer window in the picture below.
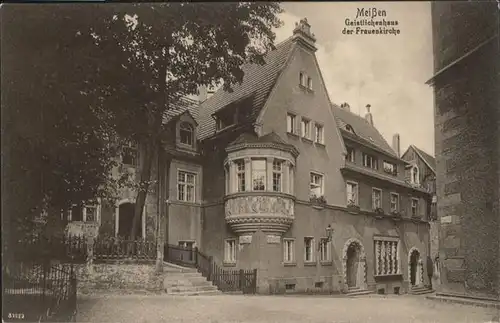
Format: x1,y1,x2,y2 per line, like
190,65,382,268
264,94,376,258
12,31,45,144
345,125,354,133
216,108,236,131
179,122,194,146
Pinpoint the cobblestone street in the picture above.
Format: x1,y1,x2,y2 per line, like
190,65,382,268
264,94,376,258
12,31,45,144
76,294,499,323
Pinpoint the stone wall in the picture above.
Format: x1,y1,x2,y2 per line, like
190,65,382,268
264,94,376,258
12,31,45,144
75,262,163,294
431,1,500,299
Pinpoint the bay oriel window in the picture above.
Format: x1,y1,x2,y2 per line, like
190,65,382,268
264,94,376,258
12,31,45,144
225,157,294,195
374,237,400,276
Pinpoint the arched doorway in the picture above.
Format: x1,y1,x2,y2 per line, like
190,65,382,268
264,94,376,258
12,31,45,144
342,238,367,290
408,247,422,287
118,202,142,239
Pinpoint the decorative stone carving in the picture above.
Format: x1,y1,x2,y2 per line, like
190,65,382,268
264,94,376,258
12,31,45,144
225,195,295,236
341,238,367,290
239,235,252,245
266,235,281,244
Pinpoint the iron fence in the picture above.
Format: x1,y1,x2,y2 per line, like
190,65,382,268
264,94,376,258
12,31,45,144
94,237,156,262
2,262,77,322
164,244,257,294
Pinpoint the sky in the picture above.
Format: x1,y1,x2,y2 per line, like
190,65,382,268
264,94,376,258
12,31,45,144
277,2,435,156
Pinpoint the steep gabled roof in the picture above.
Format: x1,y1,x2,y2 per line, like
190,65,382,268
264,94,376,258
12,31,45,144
409,145,436,174
162,97,200,124
331,103,398,158
197,37,295,140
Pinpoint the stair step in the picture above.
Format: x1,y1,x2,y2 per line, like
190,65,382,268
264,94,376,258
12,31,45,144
167,289,222,296
346,290,372,297
411,289,435,295
167,284,218,293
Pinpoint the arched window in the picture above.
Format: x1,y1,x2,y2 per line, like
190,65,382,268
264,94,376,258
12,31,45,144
180,122,194,146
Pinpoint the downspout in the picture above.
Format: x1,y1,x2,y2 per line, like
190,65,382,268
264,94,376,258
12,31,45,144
155,140,163,272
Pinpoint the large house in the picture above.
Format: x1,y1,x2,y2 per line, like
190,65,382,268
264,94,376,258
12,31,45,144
67,18,432,295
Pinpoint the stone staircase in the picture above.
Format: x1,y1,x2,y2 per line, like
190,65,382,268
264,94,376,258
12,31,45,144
345,286,372,297
410,285,434,295
162,262,221,296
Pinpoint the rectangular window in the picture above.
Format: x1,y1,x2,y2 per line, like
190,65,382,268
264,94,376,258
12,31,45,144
363,153,378,169
314,124,324,144
224,165,229,194
301,118,310,139
346,146,355,163
383,161,397,176
122,141,138,166
70,204,84,222
411,198,419,217
283,239,295,263
346,181,358,205
178,171,196,202
374,238,400,276
236,160,246,192
304,237,314,262
272,160,282,192
310,172,323,197
372,188,382,209
307,77,312,90
287,113,296,134
299,72,305,86
319,238,330,262
390,193,399,212
251,159,266,191
85,205,97,222
224,239,237,263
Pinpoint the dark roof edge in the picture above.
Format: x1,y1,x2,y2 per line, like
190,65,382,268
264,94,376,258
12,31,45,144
226,142,300,158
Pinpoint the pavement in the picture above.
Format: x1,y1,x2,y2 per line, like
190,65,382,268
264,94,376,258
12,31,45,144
76,293,500,323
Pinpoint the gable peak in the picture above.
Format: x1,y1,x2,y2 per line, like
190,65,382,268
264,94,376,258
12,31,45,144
292,18,317,51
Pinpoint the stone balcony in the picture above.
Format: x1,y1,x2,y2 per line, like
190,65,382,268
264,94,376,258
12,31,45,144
224,192,295,237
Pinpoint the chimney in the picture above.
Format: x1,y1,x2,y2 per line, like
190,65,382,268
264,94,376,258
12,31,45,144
292,18,317,52
206,87,216,100
341,102,351,111
392,133,401,157
365,104,374,126
197,86,208,102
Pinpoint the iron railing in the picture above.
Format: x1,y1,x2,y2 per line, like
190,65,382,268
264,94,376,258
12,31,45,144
2,262,77,322
164,244,257,294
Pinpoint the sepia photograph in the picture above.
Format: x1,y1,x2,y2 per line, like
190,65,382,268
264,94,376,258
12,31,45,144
1,1,499,322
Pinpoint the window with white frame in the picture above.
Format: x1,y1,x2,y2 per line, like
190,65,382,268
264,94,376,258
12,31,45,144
122,141,138,166
411,166,420,185
346,146,355,163
314,123,324,144
301,118,311,139
319,238,330,262
390,193,399,212
251,159,266,191
299,72,306,86
310,172,323,197
178,171,196,202
224,239,237,263
304,237,314,262
179,122,194,146
235,160,246,192
272,160,283,192
374,237,400,276
372,188,382,210
346,181,358,205
383,161,397,176
363,153,378,170
68,201,100,222
411,198,419,217
283,239,295,263
287,113,297,134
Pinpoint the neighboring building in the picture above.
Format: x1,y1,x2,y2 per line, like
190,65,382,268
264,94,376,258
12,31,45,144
428,2,500,301
66,18,433,295
401,145,438,287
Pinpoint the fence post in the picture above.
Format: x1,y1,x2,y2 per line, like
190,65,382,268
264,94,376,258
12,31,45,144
239,269,244,292
86,236,94,276
253,268,258,294
208,256,213,281
194,247,198,267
